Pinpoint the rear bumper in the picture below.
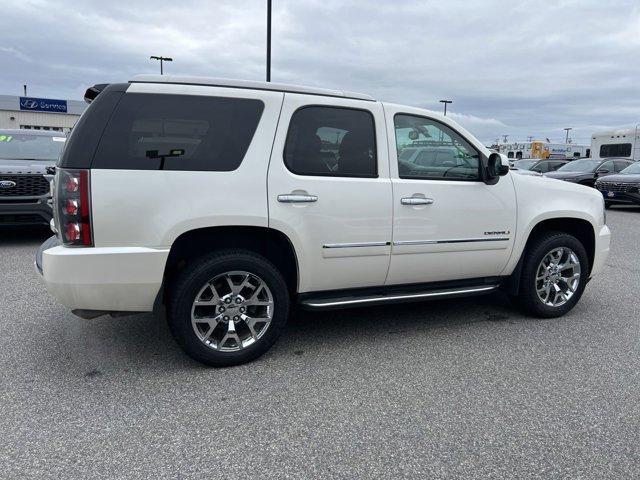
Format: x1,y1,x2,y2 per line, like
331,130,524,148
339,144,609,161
0,197,52,226
37,241,169,312
590,225,610,278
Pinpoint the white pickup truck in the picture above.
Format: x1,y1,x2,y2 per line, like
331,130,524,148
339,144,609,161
36,75,610,367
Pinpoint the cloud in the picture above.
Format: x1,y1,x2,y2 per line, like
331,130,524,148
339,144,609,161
0,0,639,144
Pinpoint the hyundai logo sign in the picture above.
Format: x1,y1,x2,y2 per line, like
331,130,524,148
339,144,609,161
19,97,67,113
0,180,17,188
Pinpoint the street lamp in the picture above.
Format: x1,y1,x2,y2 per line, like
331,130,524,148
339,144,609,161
564,127,572,144
439,99,452,116
266,0,272,82
150,56,173,75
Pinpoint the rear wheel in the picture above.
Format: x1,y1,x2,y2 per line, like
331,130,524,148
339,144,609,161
516,232,588,318
167,250,290,367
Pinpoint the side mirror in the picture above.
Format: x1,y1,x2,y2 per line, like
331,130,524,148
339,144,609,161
484,153,509,184
597,169,610,175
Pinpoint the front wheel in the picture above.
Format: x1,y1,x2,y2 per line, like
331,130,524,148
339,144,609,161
516,232,589,318
167,250,290,367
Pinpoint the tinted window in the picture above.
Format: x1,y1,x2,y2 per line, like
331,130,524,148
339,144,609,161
93,94,264,171
557,159,600,172
284,106,376,177
394,114,480,180
0,133,65,161
600,143,632,158
58,84,128,169
513,160,536,170
614,160,631,172
533,161,549,173
598,161,614,173
620,162,640,174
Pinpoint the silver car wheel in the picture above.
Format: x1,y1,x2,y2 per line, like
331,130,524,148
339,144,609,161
191,271,274,352
535,247,581,307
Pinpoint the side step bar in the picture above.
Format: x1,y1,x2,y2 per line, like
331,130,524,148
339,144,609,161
299,284,499,310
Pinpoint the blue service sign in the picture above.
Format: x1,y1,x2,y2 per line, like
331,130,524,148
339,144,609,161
19,97,67,113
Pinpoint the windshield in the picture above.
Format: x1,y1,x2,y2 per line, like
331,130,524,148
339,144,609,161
620,162,640,175
556,159,600,173
0,133,65,161
512,160,536,170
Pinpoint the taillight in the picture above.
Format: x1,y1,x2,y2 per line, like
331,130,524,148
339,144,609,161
54,168,93,246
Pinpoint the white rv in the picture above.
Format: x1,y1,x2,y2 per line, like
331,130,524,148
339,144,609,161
590,127,640,161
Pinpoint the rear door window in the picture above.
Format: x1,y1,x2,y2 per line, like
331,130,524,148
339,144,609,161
283,106,377,177
92,93,264,171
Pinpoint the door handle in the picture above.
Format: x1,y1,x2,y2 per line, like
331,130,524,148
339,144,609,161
277,193,318,203
401,197,434,205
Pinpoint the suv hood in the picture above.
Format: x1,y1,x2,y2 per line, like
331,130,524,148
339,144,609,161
596,173,640,184
0,158,55,175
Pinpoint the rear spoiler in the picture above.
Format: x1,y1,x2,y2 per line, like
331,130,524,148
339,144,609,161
83,84,110,103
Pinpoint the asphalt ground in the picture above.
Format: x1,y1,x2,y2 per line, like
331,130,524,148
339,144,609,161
1,207,639,479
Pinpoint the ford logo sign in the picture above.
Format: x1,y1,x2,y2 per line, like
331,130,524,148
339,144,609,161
0,180,17,188
20,99,39,109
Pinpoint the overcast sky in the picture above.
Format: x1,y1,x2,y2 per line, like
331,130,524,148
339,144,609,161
1,0,639,144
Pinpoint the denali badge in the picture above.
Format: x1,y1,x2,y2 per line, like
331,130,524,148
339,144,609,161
484,230,510,235
0,180,17,188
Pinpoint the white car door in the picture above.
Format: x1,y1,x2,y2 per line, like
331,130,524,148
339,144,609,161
384,104,517,285
268,94,393,293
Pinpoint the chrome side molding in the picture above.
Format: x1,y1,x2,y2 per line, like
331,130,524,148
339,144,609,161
299,284,499,309
323,241,390,249
393,237,510,246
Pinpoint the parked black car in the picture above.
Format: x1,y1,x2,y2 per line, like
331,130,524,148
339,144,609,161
0,129,65,227
512,158,569,173
544,157,633,187
595,161,640,208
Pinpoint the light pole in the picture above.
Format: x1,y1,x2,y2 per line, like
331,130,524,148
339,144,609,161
150,56,173,75
564,127,572,144
266,0,272,82
439,99,452,116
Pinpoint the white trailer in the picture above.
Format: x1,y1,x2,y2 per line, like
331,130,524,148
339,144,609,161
498,140,589,160
590,127,640,161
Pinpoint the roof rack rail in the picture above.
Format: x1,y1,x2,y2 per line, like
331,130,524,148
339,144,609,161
129,74,375,102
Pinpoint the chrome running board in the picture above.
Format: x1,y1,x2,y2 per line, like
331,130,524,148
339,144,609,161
299,284,499,310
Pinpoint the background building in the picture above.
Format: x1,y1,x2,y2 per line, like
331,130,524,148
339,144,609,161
0,95,86,132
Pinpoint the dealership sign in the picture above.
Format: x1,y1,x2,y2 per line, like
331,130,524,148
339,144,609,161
19,97,67,113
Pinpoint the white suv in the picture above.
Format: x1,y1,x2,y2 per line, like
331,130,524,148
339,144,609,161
37,75,611,366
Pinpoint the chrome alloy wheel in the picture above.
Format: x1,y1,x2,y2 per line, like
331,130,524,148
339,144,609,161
535,247,581,307
191,271,274,352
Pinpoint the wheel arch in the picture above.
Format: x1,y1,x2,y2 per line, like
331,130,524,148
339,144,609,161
502,216,595,295
157,226,299,307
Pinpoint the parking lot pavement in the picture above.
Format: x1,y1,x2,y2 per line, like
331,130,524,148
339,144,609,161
0,209,639,479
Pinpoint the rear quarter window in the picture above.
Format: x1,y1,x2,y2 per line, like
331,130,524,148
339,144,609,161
92,93,264,171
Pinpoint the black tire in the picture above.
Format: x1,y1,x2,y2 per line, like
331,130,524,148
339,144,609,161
516,231,589,318
167,249,290,367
